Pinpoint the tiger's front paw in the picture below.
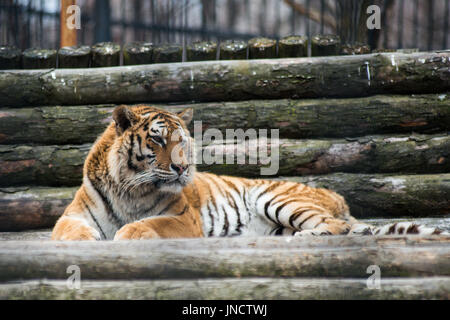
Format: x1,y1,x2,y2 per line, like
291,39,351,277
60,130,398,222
114,221,160,240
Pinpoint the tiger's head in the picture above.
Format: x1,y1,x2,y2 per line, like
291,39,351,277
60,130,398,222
109,105,195,194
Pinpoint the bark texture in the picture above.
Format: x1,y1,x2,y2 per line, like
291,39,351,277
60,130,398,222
2,51,448,107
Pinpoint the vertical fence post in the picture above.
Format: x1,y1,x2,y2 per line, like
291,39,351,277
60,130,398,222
60,0,77,48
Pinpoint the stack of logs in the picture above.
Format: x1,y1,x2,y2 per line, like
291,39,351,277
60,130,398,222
0,36,449,231
0,35,449,299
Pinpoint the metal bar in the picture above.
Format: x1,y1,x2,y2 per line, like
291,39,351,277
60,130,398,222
94,0,111,43
320,0,325,34
382,0,388,48
444,0,449,49
427,0,434,50
306,0,310,39
397,0,403,49
413,0,419,49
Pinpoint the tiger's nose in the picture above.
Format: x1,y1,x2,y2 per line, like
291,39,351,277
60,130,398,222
171,163,187,175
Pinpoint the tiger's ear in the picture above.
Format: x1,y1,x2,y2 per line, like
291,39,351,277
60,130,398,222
113,105,140,135
177,108,193,125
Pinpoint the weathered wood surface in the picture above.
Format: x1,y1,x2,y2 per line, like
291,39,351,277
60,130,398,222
0,187,75,231
90,42,120,67
311,34,341,56
2,94,448,145
122,42,153,66
284,173,450,218
1,51,448,107
219,40,247,60
22,48,57,69
0,45,21,69
1,277,449,300
1,133,447,186
278,36,308,58
187,41,217,61
248,37,277,59
0,236,448,281
0,174,448,231
1,217,449,241
58,46,91,68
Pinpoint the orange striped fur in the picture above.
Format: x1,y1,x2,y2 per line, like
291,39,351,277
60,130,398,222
52,105,444,240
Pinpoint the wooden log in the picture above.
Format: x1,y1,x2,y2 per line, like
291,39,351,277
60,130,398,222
283,173,450,218
0,134,448,186
1,174,448,231
1,277,448,300
0,144,89,186
187,41,217,61
311,34,341,56
341,43,371,55
1,216,448,240
1,94,449,145
0,236,448,281
201,134,450,177
152,44,182,63
1,51,449,107
91,42,120,67
0,186,75,231
22,48,57,69
219,40,247,60
278,35,308,58
122,42,153,66
57,46,91,68
248,37,277,59
0,45,21,69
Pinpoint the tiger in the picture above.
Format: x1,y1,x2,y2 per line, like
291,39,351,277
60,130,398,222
51,105,445,240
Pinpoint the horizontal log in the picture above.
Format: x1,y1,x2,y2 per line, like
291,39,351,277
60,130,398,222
0,134,448,186
0,187,75,231
2,94,449,145
1,277,449,300
1,216,448,240
0,236,448,281
1,94,448,145
283,173,450,218
0,174,448,231
1,51,448,107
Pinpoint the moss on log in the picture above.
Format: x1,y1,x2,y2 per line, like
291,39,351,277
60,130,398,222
187,41,217,61
123,42,153,66
1,277,448,300
0,45,21,69
201,134,450,177
341,43,371,55
278,35,308,58
311,34,341,56
0,236,448,281
0,186,75,231
22,48,57,69
0,134,448,186
152,44,182,63
0,104,114,144
0,51,449,107
91,42,120,67
219,40,247,60
1,94,448,145
248,37,277,59
0,144,89,186
57,46,91,68
283,173,450,218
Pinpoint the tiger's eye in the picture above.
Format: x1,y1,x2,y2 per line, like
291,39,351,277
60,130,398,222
151,136,164,145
